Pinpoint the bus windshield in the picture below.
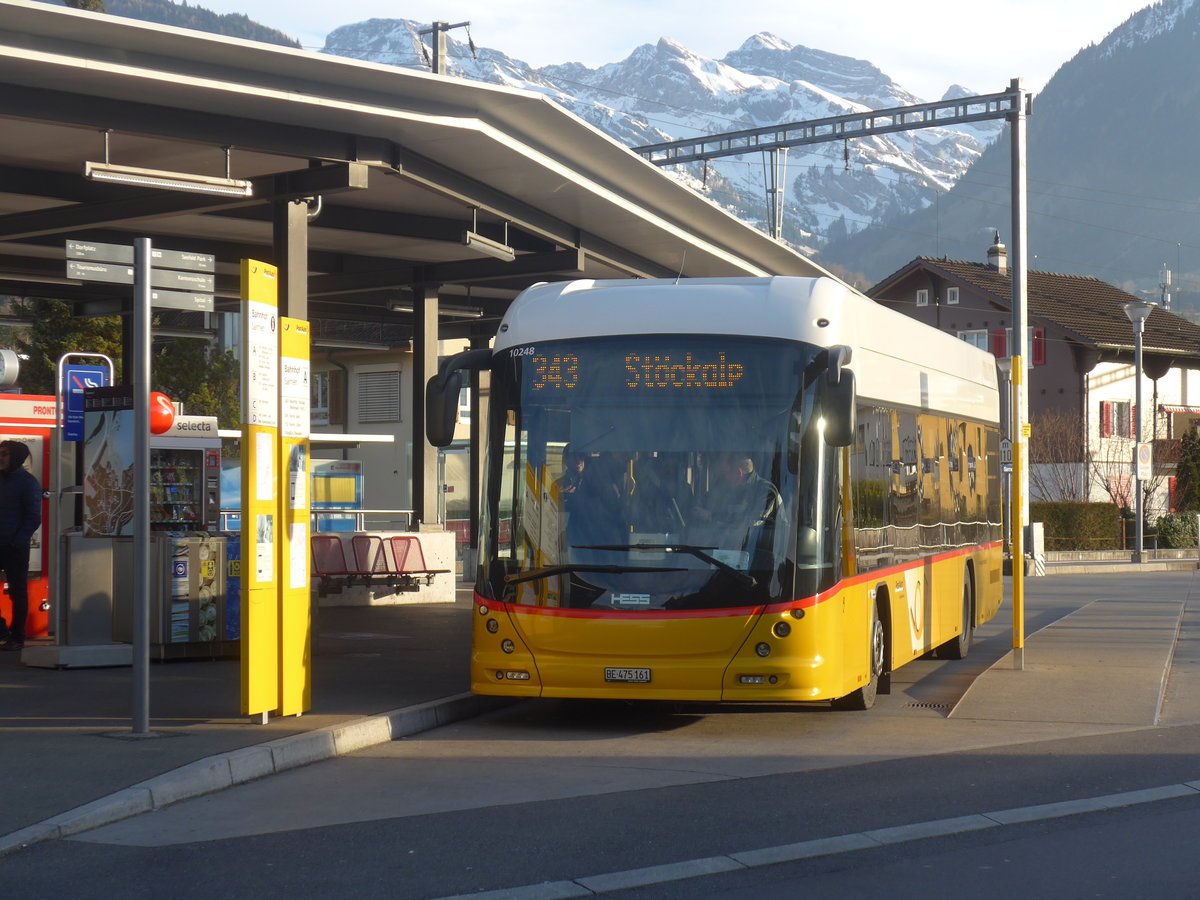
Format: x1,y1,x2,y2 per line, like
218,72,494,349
480,335,833,611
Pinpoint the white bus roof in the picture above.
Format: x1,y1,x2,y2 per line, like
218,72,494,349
494,277,998,423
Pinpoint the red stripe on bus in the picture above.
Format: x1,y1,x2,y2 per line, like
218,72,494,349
475,540,1001,622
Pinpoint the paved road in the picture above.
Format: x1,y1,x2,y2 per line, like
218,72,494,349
4,573,1198,898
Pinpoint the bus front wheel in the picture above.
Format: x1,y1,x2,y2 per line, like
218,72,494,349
832,604,885,711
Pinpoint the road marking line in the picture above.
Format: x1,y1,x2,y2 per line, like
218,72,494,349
434,779,1200,900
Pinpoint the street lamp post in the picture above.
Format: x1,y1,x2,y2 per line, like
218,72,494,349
1124,300,1153,564
996,357,1013,553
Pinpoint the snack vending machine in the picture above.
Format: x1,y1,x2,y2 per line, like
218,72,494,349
150,438,222,532
82,396,222,536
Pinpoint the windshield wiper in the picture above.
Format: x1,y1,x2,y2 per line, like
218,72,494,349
504,563,687,586
576,544,757,588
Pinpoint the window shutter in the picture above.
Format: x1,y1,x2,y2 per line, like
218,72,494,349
1131,404,1137,440
1101,401,1112,438
1031,327,1046,366
1169,477,1178,513
357,370,401,423
988,329,1007,358
328,369,345,426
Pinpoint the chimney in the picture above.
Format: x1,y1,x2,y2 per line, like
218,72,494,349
987,231,1007,273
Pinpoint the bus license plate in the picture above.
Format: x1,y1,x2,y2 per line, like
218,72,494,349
605,667,651,683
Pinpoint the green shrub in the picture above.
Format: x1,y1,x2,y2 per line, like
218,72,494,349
1155,513,1199,549
1030,501,1123,550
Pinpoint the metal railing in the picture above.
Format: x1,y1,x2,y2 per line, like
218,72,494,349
219,508,414,532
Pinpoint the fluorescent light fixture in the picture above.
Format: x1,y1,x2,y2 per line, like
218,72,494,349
84,161,254,198
462,230,515,262
390,302,483,319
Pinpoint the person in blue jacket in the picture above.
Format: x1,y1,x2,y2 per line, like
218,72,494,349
0,440,42,651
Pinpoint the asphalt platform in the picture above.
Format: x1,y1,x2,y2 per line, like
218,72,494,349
3,564,1198,857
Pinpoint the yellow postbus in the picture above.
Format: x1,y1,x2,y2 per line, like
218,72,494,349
428,277,1002,709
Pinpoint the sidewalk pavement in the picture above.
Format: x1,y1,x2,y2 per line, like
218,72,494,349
3,569,1197,858
1,587,499,855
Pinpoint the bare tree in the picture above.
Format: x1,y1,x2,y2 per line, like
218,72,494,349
65,1,105,10
1029,409,1088,502
1088,415,1175,520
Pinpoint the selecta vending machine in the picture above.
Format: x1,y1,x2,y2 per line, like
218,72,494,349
81,387,231,656
0,394,54,639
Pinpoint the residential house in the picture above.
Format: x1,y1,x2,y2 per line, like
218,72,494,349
867,239,1200,521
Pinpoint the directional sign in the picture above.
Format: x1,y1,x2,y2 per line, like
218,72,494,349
66,240,132,265
150,268,214,292
68,259,134,284
67,240,214,272
151,248,215,272
150,289,214,312
69,261,216,294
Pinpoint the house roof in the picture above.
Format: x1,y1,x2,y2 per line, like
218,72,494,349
871,257,1200,359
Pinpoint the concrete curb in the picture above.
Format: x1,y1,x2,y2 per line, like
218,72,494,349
0,692,508,858
1046,562,1197,575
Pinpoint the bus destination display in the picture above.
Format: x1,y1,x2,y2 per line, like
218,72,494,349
526,349,745,391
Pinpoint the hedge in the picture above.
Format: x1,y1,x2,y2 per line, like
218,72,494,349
1156,513,1199,549
1029,502,1123,551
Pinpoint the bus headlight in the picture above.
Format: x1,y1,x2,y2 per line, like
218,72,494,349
502,639,515,654
486,618,500,633
755,642,771,658
772,621,791,638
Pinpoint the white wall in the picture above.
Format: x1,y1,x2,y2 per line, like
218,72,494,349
1083,361,1200,519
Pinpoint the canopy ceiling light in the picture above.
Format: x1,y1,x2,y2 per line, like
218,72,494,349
390,302,483,318
462,212,515,262
84,132,253,198
84,161,254,197
462,230,515,262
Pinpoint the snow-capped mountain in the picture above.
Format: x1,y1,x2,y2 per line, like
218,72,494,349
820,0,1200,304
1096,0,1196,56
320,21,1000,254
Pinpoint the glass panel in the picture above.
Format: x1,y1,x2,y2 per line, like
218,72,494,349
481,336,825,611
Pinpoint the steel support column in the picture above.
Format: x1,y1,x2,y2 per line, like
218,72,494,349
467,331,491,577
273,198,309,320
411,284,441,528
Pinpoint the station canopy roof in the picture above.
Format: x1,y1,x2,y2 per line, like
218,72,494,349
0,1,832,344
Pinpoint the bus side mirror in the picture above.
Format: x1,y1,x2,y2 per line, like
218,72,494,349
425,370,463,448
425,349,492,448
820,345,855,448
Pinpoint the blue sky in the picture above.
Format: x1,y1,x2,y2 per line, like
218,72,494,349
197,0,1147,101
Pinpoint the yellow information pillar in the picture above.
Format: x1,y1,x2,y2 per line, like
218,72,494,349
1010,356,1026,670
241,260,280,718
277,317,312,715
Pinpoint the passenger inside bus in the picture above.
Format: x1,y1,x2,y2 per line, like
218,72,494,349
693,454,782,537
563,451,631,550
